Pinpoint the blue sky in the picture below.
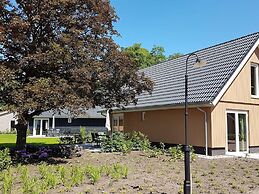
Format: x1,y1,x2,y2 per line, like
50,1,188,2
110,0,259,56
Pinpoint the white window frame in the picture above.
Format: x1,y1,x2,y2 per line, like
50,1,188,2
33,118,49,136
251,63,259,98
225,110,249,156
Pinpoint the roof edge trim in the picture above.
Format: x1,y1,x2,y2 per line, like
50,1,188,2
112,103,213,113
212,37,259,106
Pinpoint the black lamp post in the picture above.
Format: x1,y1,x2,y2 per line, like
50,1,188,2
184,53,206,194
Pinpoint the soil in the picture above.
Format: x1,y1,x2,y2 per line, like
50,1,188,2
50,150,259,194
8,150,259,194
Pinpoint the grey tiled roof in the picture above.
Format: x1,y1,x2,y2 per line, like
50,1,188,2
127,32,259,109
34,107,105,119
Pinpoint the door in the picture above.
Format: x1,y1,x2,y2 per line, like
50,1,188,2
34,120,41,136
226,111,248,154
33,118,49,136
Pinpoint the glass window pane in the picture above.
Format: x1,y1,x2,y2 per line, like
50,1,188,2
35,120,41,135
251,66,256,95
227,113,236,152
238,114,247,152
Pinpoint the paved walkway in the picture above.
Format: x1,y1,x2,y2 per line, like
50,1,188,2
198,153,259,160
80,143,101,152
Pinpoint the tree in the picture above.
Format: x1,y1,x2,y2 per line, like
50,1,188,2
124,44,182,69
150,45,167,64
0,0,153,149
123,43,153,69
168,53,183,60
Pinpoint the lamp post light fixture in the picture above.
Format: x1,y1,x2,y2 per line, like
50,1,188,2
184,53,206,194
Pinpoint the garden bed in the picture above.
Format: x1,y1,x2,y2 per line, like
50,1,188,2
1,150,259,193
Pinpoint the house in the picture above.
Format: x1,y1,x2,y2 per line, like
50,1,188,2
110,32,259,156
0,111,16,132
27,107,106,137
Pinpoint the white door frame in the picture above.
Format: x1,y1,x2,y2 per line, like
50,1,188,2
33,118,49,137
225,110,249,156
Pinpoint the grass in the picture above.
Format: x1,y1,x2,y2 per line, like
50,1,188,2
0,134,59,147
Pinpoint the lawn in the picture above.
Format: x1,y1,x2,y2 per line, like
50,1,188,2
0,134,59,147
1,150,259,194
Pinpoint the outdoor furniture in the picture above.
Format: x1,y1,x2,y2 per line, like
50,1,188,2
91,132,107,146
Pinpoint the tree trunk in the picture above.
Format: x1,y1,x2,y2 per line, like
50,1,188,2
16,122,28,150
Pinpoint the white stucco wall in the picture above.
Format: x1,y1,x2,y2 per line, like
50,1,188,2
0,112,16,132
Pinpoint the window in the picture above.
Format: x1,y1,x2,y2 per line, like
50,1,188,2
112,114,124,131
251,64,259,96
141,112,145,121
10,120,15,131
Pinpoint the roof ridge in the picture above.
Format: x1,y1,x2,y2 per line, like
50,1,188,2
143,32,259,71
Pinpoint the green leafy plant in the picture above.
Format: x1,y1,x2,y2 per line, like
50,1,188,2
100,132,132,153
112,163,128,180
85,165,101,184
71,166,85,186
0,148,12,171
168,145,184,161
80,127,87,143
58,166,66,185
145,147,163,158
189,146,196,161
100,131,151,153
2,170,12,194
45,171,58,189
130,131,151,151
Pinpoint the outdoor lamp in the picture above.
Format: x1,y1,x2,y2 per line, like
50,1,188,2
184,53,207,194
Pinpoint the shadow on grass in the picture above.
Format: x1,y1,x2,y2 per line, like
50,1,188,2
0,143,60,148
0,143,71,166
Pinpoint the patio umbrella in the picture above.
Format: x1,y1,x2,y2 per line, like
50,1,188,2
105,109,111,132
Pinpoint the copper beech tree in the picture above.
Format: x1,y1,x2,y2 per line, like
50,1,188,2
0,0,153,149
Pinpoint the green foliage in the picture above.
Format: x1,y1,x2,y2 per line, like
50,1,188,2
85,165,101,184
168,145,184,161
123,43,153,69
150,45,167,64
190,145,197,161
123,43,182,69
130,131,151,151
1,0,152,149
144,147,164,158
100,131,132,153
71,166,85,186
79,127,87,143
59,136,75,145
85,131,93,143
0,148,12,171
111,163,129,180
168,53,183,60
101,131,151,153
2,170,12,194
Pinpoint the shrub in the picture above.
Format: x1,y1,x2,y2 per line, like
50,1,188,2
80,127,87,143
130,131,151,151
144,147,163,158
0,148,12,171
100,131,151,153
59,136,74,145
85,131,93,143
100,131,132,153
168,145,184,161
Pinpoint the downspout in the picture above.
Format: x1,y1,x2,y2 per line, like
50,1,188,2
197,107,208,156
